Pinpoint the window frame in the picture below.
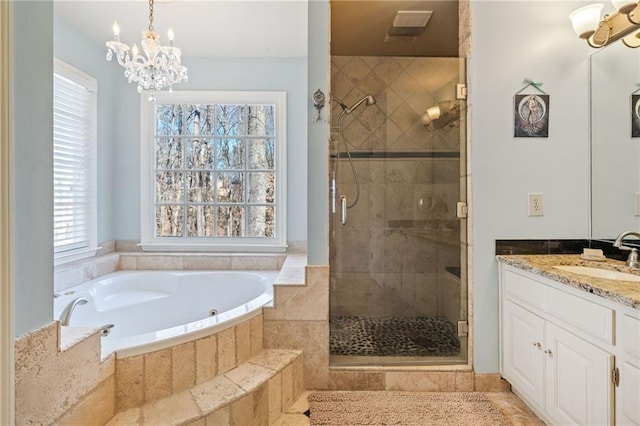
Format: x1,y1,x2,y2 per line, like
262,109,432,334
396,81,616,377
140,91,287,252
53,58,98,265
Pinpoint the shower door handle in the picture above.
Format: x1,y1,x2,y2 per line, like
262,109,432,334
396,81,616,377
340,195,347,226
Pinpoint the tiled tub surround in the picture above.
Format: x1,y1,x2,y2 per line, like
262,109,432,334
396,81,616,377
496,254,640,309
108,349,304,426
114,313,267,411
15,322,116,425
56,269,277,358
15,252,305,425
54,251,287,293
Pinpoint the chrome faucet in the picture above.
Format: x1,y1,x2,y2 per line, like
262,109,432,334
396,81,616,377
59,297,88,326
613,231,640,269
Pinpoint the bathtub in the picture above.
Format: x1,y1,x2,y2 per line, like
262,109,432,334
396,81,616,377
53,270,277,357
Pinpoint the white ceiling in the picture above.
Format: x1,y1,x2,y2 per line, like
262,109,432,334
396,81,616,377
54,0,309,58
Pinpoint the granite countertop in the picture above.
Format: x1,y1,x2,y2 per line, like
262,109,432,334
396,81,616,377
497,254,640,310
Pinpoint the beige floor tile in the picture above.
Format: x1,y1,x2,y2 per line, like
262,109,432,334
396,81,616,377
105,408,142,425
286,391,309,414
486,392,545,425
272,413,311,426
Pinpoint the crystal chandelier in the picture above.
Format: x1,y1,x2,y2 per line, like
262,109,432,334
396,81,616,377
105,0,188,101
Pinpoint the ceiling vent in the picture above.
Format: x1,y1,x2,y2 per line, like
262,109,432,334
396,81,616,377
386,10,433,40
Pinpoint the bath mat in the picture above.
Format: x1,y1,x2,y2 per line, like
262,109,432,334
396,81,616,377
308,391,512,425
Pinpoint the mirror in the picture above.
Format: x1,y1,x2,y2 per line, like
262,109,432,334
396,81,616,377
590,42,640,240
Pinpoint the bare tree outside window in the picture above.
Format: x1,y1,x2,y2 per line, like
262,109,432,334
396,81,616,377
154,102,276,240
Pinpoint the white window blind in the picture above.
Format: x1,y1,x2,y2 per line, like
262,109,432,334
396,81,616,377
53,59,97,261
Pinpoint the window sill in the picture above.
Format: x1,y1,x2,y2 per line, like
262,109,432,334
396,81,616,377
54,246,100,266
139,243,288,253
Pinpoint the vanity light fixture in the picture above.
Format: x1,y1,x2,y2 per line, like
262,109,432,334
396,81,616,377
105,0,188,101
569,1,640,48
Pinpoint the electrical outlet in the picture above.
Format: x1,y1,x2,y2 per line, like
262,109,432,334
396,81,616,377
635,193,640,216
528,193,544,216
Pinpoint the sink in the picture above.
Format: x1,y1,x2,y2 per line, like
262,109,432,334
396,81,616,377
553,265,640,282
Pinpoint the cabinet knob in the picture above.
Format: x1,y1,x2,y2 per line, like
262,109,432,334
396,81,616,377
533,342,542,349
544,349,553,357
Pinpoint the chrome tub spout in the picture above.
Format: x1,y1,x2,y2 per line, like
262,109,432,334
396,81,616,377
59,297,88,326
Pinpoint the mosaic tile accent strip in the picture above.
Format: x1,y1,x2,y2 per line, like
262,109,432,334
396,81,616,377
330,316,460,357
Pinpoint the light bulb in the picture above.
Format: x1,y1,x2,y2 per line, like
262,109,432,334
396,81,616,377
426,106,441,121
569,3,604,39
132,43,139,57
168,28,175,41
112,21,120,41
612,0,637,13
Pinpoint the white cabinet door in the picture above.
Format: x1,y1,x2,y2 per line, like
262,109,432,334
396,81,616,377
502,300,545,409
619,312,640,425
545,322,613,426
618,360,640,425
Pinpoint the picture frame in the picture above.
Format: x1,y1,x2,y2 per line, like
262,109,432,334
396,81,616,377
632,94,640,137
514,94,550,138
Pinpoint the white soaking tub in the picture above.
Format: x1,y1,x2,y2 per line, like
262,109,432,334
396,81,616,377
53,270,276,357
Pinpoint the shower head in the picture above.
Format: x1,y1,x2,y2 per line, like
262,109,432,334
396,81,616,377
334,95,377,115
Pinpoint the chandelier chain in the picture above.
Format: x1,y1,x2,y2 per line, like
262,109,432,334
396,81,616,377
148,0,154,31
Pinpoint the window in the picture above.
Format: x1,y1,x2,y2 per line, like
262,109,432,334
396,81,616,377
140,91,287,252
53,59,97,264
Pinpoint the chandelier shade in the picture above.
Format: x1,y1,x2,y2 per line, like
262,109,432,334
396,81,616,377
106,0,188,101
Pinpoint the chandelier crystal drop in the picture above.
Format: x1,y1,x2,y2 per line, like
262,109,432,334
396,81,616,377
105,0,188,101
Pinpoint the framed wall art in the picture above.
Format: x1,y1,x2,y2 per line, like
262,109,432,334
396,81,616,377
632,93,640,137
514,79,550,138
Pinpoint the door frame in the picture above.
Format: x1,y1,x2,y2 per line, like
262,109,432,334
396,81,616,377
1,0,15,423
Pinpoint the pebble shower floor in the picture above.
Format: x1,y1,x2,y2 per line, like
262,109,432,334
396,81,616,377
330,316,461,357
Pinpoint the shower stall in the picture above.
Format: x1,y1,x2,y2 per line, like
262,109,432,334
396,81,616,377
329,55,468,366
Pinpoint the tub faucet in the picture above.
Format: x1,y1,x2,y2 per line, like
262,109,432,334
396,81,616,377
613,231,640,269
59,297,88,326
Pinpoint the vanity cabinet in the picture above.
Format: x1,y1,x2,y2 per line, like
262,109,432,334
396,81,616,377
498,263,637,426
618,311,640,425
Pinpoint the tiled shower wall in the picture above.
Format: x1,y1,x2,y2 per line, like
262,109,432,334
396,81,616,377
330,56,465,325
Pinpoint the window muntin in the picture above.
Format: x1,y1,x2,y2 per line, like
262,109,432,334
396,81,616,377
53,59,97,263
141,92,286,252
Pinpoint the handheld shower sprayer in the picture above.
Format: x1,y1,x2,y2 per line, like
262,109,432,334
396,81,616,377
333,95,377,116
330,94,377,223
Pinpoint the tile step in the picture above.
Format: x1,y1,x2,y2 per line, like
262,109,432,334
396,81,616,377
107,349,304,426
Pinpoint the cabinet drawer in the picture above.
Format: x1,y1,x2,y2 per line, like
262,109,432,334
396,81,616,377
621,313,640,359
504,268,546,312
546,285,614,346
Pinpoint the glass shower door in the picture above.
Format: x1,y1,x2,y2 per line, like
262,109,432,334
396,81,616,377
329,55,467,366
